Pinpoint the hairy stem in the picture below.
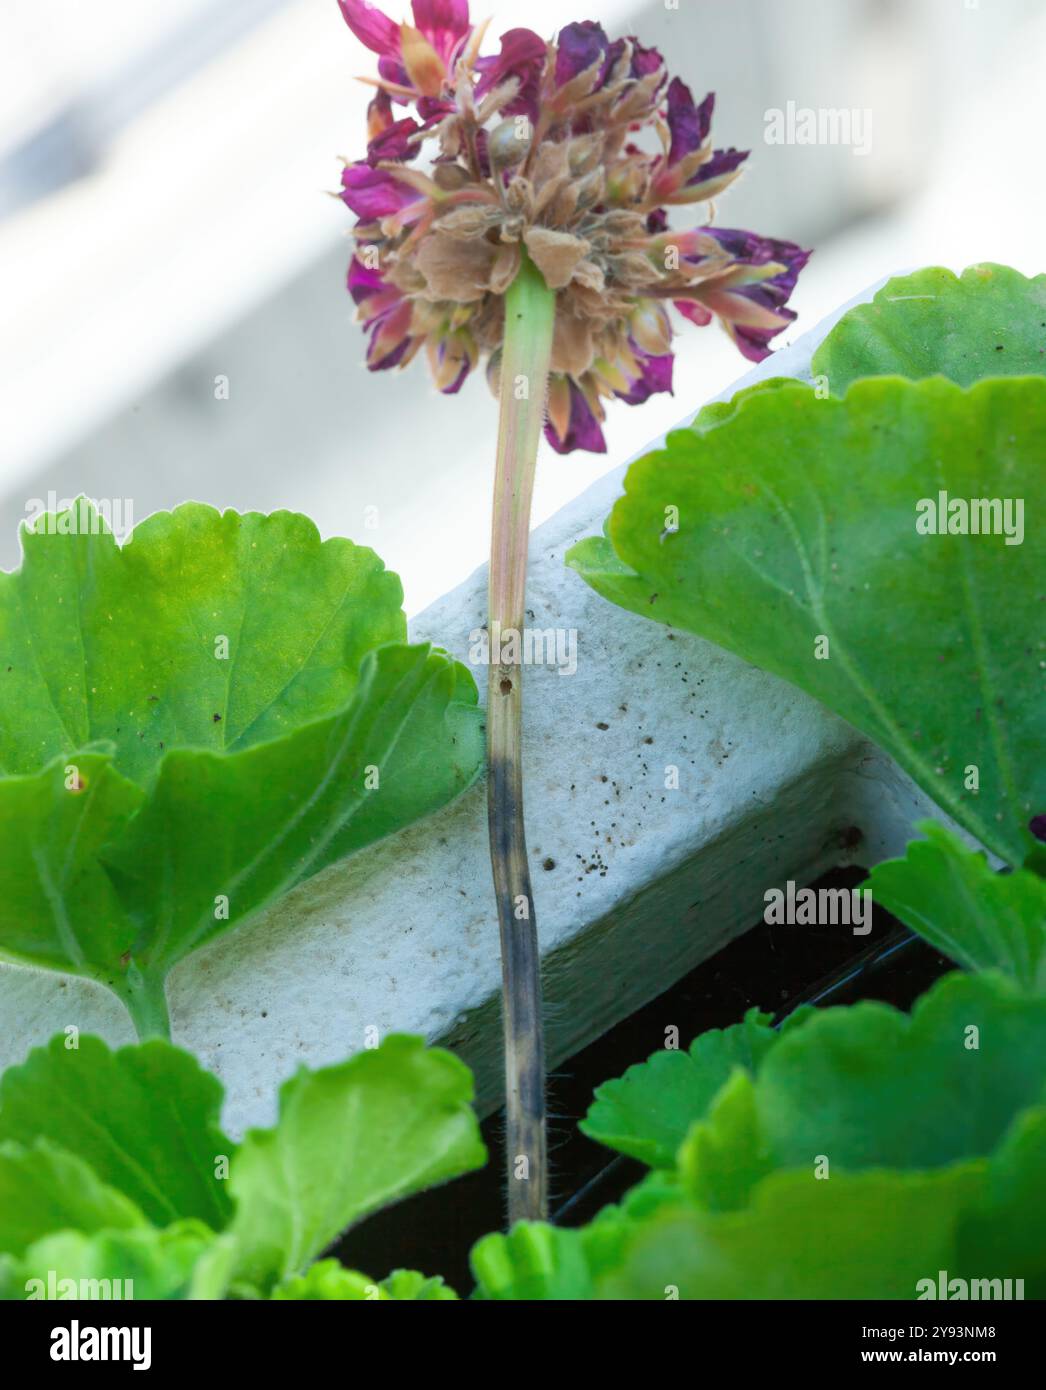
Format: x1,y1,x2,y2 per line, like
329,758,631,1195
488,252,557,1225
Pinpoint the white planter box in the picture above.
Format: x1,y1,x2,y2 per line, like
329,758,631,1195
0,282,946,1133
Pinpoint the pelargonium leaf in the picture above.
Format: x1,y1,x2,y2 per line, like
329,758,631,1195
680,971,1046,1210
867,822,1046,991
567,376,1045,865
0,752,142,985
271,1259,378,1300
228,1034,486,1292
99,643,481,995
0,503,484,1034
958,1102,1046,1295
679,1068,773,1211
598,1165,984,1300
272,1259,458,1300
470,1171,684,1301
0,1034,233,1231
471,1222,595,1301
0,1032,484,1300
0,1138,146,1259
602,1097,1046,1300
380,1268,459,1300
0,503,405,781
580,1008,778,1167
691,376,799,432
811,263,1046,392
574,1169,685,1278
15,1220,218,1302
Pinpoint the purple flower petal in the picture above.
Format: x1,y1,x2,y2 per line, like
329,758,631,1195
554,20,609,87
348,258,408,336
1029,815,1046,843
347,256,386,305
378,54,411,88
705,229,811,296
411,0,472,64
430,327,478,393
417,95,456,121
674,300,713,328
697,228,811,361
667,79,714,164
476,28,547,119
602,37,627,80
341,162,424,219
442,362,470,393
628,37,664,79
338,0,401,57
614,347,674,406
437,350,472,393
545,378,607,454
366,297,415,369
727,303,795,359
369,332,413,370
684,146,749,193
367,116,421,164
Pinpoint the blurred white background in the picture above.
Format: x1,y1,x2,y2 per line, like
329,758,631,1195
0,0,1043,611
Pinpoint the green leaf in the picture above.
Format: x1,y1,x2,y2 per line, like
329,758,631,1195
576,1169,686,1280
0,504,484,1034
271,1259,380,1300
0,504,405,781
0,1034,233,1230
228,1034,486,1291
580,1008,778,1167
99,643,482,1002
470,1171,684,1301
567,376,1044,864
598,1165,984,1300
271,1260,458,1300
16,1220,217,1301
0,1139,146,1258
0,753,143,980
380,1268,458,1301
471,1222,595,1301
186,1235,240,1300
0,1033,485,1300
692,376,801,432
812,263,1046,392
680,1068,775,1211
682,972,1046,1207
867,822,1046,991
599,1093,1046,1301
958,1103,1046,1296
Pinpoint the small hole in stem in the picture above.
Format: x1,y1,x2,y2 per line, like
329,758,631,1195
500,677,513,695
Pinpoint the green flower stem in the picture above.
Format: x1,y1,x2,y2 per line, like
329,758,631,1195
488,251,557,1224
120,964,172,1041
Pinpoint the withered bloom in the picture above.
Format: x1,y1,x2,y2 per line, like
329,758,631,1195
332,1,812,1229
337,1,809,453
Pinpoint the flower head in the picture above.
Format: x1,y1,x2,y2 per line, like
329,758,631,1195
336,1,810,453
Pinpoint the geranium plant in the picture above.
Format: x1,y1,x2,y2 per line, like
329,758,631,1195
334,0,808,1219
7,0,1042,1309
1,393,1041,1300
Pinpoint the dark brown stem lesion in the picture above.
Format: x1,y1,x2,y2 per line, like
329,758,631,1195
487,685,546,1221
486,251,557,1226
